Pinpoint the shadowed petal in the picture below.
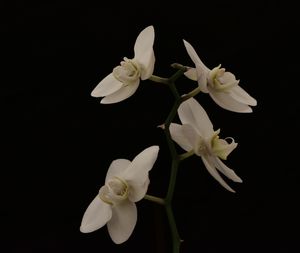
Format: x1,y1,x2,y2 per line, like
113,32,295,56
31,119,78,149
128,178,150,202
212,156,242,183
169,123,194,152
195,64,209,93
80,196,112,233
122,146,159,188
184,67,209,93
107,200,137,244
230,86,257,106
139,50,155,80
101,80,139,104
183,40,210,72
134,26,155,62
105,159,131,184
201,156,235,192
178,97,214,137
91,73,123,97
184,68,197,81
208,88,253,113
181,124,199,149
134,26,155,80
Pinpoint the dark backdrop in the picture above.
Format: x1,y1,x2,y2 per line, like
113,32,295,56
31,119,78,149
2,1,299,252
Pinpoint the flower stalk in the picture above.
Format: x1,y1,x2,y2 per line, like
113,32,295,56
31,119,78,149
144,194,165,205
145,67,199,253
148,75,170,85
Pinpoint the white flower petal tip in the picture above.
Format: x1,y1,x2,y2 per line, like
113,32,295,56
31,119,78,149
134,26,155,59
91,73,123,98
99,79,140,104
183,40,201,66
134,26,155,80
80,197,112,233
107,201,137,244
92,26,155,104
80,146,159,242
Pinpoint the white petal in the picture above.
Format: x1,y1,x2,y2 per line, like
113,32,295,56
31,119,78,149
122,146,159,191
218,71,236,83
80,196,112,233
169,123,194,152
212,156,242,183
107,200,137,244
195,64,209,93
100,80,139,104
208,87,253,113
91,73,123,97
181,124,199,149
128,178,150,202
139,50,155,80
133,26,155,80
134,26,155,63
178,97,214,138
201,156,235,192
183,40,210,72
105,159,131,184
184,68,197,81
230,85,257,106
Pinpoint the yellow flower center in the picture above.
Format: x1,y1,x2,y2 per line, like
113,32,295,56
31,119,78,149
208,65,239,92
112,57,141,85
98,177,129,205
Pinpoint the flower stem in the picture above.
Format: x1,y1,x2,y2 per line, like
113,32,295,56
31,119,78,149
144,194,165,205
165,204,182,253
147,66,200,253
178,150,195,161
171,63,187,71
181,86,202,102
169,67,188,83
163,82,183,253
149,75,170,85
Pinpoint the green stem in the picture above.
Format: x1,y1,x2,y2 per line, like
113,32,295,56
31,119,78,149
144,194,165,205
178,150,195,161
165,204,182,253
171,63,188,71
149,75,170,85
169,67,188,83
163,82,183,253
181,86,202,102
146,66,199,253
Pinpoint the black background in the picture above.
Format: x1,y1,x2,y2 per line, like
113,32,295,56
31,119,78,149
2,1,299,252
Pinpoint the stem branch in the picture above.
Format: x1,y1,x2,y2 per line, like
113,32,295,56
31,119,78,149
144,194,165,205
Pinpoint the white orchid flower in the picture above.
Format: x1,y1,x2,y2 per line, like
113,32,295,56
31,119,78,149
183,40,257,113
170,98,242,192
80,146,159,244
91,26,155,104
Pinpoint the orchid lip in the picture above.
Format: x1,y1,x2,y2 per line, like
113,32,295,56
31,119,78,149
112,58,141,85
98,177,129,206
208,65,239,92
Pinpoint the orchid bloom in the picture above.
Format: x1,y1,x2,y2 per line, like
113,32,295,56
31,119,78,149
80,146,159,244
170,98,242,192
91,26,155,104
183,40,257,113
